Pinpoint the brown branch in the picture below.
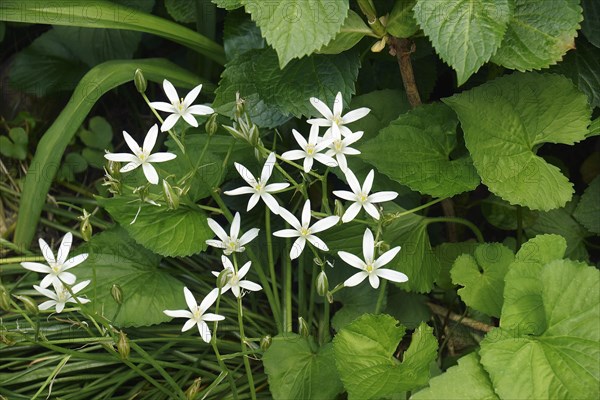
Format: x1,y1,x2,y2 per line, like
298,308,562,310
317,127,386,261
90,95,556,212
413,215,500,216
427,302,493,333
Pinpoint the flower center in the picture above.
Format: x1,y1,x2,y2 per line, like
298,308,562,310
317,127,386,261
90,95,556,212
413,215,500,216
306,144,316,156
254,181,264,193
226,239,240,252
192,306,203,320
357,192,369,204
230,274,240,287
177,97,185,112
333,140,343,152
51,264,61,274
365,262,374,273
300,225,311,237
333,115,342,126
57,287,70,303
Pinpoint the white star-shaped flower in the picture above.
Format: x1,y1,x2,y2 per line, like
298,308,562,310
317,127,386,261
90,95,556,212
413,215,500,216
21,232,88,289
281,125,337,173
339,228,407,289
34,280,91,313
150,79,214,132
104,124,176,185
325,130,363,172
333,169,398,223
211,256,262,298
273,199,340,260
206,212,260,255
307,92,370,138
224,152,290,214
163,287,225,343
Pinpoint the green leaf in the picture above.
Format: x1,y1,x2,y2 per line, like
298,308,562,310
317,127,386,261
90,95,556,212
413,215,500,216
165,0,196,23
13,59,206,249
385,287,431,330
433,241,478,289
0,128,28,160
361,103,480,198
241,0,349,67
318,10,371,54
587,117,600,138
214,48,360,127
574,175,600,234
263,334,343,400
386,0,418,39
525,199,591,261
481,195,538,230
212,0,242,10
581,0,600,48
333,315,437,399
491,0,583,71
9,29,88,96
331,279,382,331
451,243,514,317
97,195,212,257
77,228,186,327
81,148,106,170
552,38,600,108
0,0,225,65
80,116,113,150
414,0,510,85
412,353,498,400
444,73,591,211
58,152,88,181
223,11,265,60
480,259,599,399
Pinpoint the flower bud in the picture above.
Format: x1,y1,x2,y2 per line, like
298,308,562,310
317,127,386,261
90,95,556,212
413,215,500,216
260,335,272,351
134,69,147,93
0,287,10,311
15,295,38,315
371,36,387,53
111,284,124,305
326,292,334,304
316,270,329,297
205,113,219,136
80,210,93,242
162,179,180,210
298,317,309,337
117,330,130,359
217,269,233,290
235,92,245,116
185,377,202,399
107,160,121,178
334,199,345,219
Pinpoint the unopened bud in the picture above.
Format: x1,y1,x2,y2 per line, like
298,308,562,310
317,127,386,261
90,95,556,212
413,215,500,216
117,330,130,359
326,292,334,304
371,36,387,53
377,241,390,253
15,295,38,315
206,113,219,136
162,180,180,209
298,317,309,337
0,287,10,311
248,125,260,147
107,160,121,178
235,92,245,116
260,335,272,351
80,211,92,242
185,377,202,399
334,199,345,218
217,269,233,289
316,271,328,297
111,284,123,305
134,69,147,93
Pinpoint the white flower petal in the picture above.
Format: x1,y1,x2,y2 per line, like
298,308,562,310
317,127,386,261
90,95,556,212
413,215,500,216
338,251,366,270
234,162,257,186
273,229,300,238
344,271,368,287
198,320,212,342
342,107,370,124
363,202,381,220
199,288,219,313
301,200,312,226
342,202,362,223
38,300,57,311
182,319,197,332
188,104,214,115
375,246,402,269
310,216,339,233
369,273,380,289
292,129,308,149
376,268,408,283
64,253,88,269
232,285,241,298
230,212,241,239
362,228,375,262
308,124,320,145
261,153,277,182
261,193,281,214
307,117,332,127
207,218,229,242
143,125,159,153
362,170,375,194
303,156,314,173
239,280,262,292
147,152,177,163
202,313,226,322
39,238,55,265
369,191,399,203
161,114,180,132
344,168,361,194
264,183,290,192
206,239,226,249
104,153,139,163
306,235,328,251
182,112,199,127
163,79,180,105
247,193,261,211
313,153,337,168
277,208,302,230
336,153,348,172
149,101,175,113
290,237,306,259
183,287,197,312
237,261,252,279
21,262,50,273
59,271,77,285
333,190,356,202
183,84,202,107
123,131,141,154
221,256,234,271
164,309,194,319
39,274,54,289
34,284,57,299
72,280,91,293
239,228,259,246
310,97,333,119
142,163,159,185
281,150,306,161
333,92,343,117
55,302,66,313
224,186,254,196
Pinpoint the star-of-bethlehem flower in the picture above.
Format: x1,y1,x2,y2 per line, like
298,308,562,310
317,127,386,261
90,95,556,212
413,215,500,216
307,92,370,139
281,124,337,173
273,199,340,260
34,280,91,313
224,152,290,214
150,79,215,132
163,287,225,343
206,212,260,255
339,228,408,289
104,124,176,185
21,232,88,289
333,169,398,223
211,256,262,298
325,130,363,172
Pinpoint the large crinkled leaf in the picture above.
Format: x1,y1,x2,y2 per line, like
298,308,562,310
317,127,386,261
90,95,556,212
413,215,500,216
77,228,186,327
361,103,479,199
451,243,514,317
434,241,478,289
411,353,498,400
331,277,382,331
241,0,349,67
97,196,211,257
414,0,510,85
333,315,437,400
318,10,372,54
480,259,599,400
223,11,265,60
386,0,418,39
574,175,600,234
481,195,538,230
262,334,343,400
213,48,360,127
212,0,242,10
581,0,600,48
553,38,600,108
491,0,583,71
444,73,591,211
165,0,196,23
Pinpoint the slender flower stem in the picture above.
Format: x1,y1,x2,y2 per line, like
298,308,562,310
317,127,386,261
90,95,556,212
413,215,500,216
233,254,257,400
385,197,448,220
212,290,239,399
272,152,323,180
0,255,45,265
265,208,281,314
374,280,387,314
426,217,485,243
321,168,331,214
320,297,330,345
284,238,293,332
298,253,306,319
307,262,318,330
141,92,185,154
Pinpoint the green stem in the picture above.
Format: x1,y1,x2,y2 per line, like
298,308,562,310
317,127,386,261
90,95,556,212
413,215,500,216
265,208,281,314
385,197,447,220
212,291,239,400
374,280,387,314
0,255,45,265
307,262,318,330
320,298,330,345
298,254,306,320
321,169,331,214
284,238,293,333
426,217,484,243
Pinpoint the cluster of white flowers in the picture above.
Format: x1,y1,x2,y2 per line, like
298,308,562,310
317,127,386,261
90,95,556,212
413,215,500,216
21,232,91,313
